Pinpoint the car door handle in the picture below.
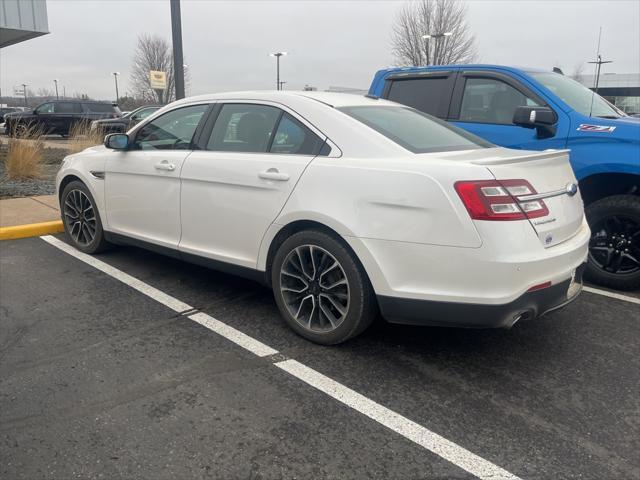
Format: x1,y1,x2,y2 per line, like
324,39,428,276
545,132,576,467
154,161,176,171
258,168,290,181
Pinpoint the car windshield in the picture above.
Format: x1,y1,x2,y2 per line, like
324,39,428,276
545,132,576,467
530,72,625,119
338,105,492,153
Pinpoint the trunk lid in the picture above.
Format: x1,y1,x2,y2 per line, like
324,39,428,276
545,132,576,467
470,148,584,247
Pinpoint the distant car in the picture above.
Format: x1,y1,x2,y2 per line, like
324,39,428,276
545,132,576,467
56,91,588,345
4,100,121,137
90,105,161,134
0,107,20,119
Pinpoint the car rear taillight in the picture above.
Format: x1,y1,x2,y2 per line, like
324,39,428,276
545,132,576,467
455,179,549,221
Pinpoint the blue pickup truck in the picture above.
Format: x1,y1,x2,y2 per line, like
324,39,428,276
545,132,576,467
369,65,640,290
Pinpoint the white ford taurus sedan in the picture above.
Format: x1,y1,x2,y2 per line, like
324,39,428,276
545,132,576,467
56,91,589,344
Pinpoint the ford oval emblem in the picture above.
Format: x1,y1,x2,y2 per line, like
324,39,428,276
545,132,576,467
565,183,578,197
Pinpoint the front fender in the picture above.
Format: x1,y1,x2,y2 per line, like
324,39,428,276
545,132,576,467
56,152,107,229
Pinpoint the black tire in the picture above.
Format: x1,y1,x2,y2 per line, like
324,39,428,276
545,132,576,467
585,194,640,290
60,180,111,254
271,230,377,345
11,123,28,138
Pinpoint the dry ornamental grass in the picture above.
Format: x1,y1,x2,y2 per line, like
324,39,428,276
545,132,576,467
5,124,45,180
68,120,105,154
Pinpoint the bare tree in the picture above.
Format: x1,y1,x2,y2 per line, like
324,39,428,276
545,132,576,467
571,63,586,83
130,34,189,104
391,0,477,66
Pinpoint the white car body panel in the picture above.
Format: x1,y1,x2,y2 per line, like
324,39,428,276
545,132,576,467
56,91,589,325
180,150,313,268
104,149,190,249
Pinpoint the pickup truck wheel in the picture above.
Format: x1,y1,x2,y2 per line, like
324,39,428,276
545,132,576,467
585,194,640,290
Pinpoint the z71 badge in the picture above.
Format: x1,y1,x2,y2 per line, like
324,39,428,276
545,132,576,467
577,124,616,133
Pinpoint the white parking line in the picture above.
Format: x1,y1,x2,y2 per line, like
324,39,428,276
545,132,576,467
40,235,192,313
189,312,278,357
276,359,520,480
583,286,640,306
40,235,520,480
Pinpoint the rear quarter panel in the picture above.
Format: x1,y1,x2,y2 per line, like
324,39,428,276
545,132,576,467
272,156,490,248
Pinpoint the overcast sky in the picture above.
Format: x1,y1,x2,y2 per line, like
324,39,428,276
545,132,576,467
1,0,638,100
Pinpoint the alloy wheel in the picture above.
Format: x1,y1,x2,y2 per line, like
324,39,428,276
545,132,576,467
63,189,97,247
589,214,640,275
279,245,350,333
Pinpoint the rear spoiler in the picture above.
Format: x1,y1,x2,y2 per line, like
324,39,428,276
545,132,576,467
470,149,570,165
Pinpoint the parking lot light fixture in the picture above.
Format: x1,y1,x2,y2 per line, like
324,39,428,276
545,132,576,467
112,72,120,103
270,52,288,90
421,32,454,66
53,79,59,100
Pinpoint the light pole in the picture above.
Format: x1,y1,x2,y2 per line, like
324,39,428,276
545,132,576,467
588,55,612,95
170,0,185,100
21,83,28,106
53,79,59,100
112,72,120,103
421,31,452,66
278,81,287,90
270,52,287,90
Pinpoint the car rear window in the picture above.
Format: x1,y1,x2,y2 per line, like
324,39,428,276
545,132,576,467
82,103,121,114
338,105,491,153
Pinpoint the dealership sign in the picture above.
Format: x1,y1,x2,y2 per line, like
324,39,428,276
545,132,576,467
149,70,167,90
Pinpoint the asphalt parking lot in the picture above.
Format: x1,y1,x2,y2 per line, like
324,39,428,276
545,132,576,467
1,235,638,480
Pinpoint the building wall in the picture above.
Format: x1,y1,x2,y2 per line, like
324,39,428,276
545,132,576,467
0,0,49,48
577,73,640,115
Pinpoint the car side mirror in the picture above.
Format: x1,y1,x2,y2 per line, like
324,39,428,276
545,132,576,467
105,133,129,150
513,106,557,138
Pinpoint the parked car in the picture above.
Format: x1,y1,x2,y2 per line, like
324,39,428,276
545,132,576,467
369,65,640,290
57,92,588,344
91,105,161,135
4,100,121,137
0,106,20,119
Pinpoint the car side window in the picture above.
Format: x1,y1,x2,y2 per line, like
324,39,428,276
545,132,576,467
36,103,55,114
386,77,452,118
134,104,208,150
54,102,80,114
133,108,157,121
270,113,325,155
206,104,281,153
459,77,540,125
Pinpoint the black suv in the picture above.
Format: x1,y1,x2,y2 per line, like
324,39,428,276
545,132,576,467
4,100,121,137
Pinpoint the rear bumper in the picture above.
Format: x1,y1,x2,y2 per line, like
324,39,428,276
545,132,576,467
378,263,585,328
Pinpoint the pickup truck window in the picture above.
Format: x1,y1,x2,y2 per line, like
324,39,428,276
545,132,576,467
386,77,452,118
460,78,540,124
530,72,624,118
339,105,491,153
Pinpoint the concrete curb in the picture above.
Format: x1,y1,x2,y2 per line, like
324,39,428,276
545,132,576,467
0,220,64,241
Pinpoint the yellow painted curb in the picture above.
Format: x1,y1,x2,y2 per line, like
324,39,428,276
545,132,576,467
0,220,64,240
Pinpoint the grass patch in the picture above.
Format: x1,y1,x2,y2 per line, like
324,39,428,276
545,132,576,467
68,120,104,154
5,124,44,180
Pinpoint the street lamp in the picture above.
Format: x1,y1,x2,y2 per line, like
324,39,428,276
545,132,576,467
112,72,120,103
270,52,288,90
422,31,453,66
53,79,59,100
21,83,28,106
